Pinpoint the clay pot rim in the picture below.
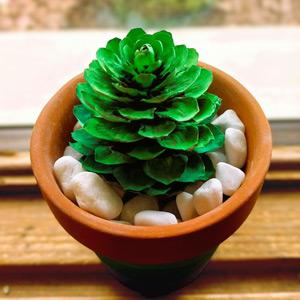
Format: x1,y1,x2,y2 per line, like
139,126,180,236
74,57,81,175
31,62,272,240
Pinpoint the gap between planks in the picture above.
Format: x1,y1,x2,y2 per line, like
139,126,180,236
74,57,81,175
1,293,299,299
0,293,300,300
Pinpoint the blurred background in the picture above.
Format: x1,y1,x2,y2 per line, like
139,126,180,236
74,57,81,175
1,0,300,29
0,0,299,148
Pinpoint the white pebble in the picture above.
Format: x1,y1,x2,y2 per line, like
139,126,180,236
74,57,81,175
207,150,227,168
212,109,245,132
216,162,245,196
73,122,81,131
134,210,178,226
184,181,203,194
225,128,247,168
108,181,125,198
176,192,198,221
193,178,223,216
162,200,181,219
53,156,84,201
63,146,82,160
120,195,158,224
71,172,123,220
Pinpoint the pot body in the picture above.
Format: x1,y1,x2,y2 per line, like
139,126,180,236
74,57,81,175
31,63,272,294
98,248,216,296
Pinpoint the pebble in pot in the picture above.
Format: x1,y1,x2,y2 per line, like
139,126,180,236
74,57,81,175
163,200,181,219
184,181,203,194
193,178,223,216
63,146,82,160
176,192,198,221
216,162,245,196
53,156,84,201
212,109,245,132
225,128,247,168
207,150,227,168
71,172,123,220
73,122,81,131
108,181,125,198
120,195,159,224
134,210,178,226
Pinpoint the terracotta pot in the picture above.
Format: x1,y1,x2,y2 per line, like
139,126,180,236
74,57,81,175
30,63,272,296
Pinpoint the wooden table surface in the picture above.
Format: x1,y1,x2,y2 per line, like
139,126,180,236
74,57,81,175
0,146,299,299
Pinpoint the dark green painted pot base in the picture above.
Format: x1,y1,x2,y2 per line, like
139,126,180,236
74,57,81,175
97,247,217,297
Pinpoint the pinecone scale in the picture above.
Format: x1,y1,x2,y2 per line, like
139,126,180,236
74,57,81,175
71,28,224,197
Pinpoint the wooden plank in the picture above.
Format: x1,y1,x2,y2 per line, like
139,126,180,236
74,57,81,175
0,176,36,186
0,128,31,153
0,151,30,172
270,120,300,146
0,260,299,298
215,192,300,260
272,146,300,164
0,192,299,266
0,262,299,297
266,170,300,181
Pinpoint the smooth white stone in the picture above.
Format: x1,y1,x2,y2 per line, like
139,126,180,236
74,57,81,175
225,128,247,168
120,195,159,224
193,178,223,216
216,162,245,196
71,172,123,220
108,181,125,198
176,192,198,221
184,181,203,194
53,156,84,201
134,210,178,226
162,200,181,219
207,150,227,168
212,109,245,132
73,122,81,131
63,146,82,160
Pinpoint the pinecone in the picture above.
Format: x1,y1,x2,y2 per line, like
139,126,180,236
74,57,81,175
71,28,224,197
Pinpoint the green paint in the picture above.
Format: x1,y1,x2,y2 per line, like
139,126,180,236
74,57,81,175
97,247,217,296
72,28,224,196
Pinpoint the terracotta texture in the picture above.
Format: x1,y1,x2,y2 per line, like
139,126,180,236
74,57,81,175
30,63,272,265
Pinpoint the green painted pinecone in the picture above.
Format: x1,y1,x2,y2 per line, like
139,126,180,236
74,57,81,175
71,28,224,197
